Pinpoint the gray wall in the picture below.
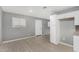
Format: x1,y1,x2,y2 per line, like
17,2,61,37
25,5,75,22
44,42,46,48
60,20,75,45
2,12,49,41
0,7,2,42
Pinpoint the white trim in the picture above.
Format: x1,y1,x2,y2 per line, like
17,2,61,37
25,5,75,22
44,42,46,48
3,36,36,44
59,42,73,47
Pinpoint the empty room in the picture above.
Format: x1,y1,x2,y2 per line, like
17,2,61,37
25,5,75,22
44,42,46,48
0,6,79,52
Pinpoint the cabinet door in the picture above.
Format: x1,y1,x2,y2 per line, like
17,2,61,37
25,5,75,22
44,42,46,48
73,36,79,52
74,15,79,25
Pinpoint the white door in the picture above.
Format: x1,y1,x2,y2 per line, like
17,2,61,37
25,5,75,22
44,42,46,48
35,20,42,36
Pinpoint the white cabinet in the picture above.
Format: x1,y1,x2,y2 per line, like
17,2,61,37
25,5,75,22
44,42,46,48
73,36,79,52
74,15,79,25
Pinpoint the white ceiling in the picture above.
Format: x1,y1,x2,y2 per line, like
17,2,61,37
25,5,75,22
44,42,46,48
2,6,74,19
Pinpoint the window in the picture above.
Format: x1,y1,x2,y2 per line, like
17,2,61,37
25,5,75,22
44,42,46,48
12,17,26,28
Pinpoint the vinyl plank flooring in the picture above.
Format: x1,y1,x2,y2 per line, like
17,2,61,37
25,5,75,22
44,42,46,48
0,36,73,52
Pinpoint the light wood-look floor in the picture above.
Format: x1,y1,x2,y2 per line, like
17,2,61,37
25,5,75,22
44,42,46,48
0,36,73,52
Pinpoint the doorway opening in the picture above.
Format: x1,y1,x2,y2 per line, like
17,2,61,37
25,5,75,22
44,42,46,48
59,17,75,46
35,20,42,36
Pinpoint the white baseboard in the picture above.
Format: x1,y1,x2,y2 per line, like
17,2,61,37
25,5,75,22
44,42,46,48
3,35,46,44
3,36,36,44
59,42,73,47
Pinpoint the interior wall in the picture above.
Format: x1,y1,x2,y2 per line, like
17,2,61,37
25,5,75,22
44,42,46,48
2,12,49,41
0,7,2,42
50,15,59,44
60,19,74,45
